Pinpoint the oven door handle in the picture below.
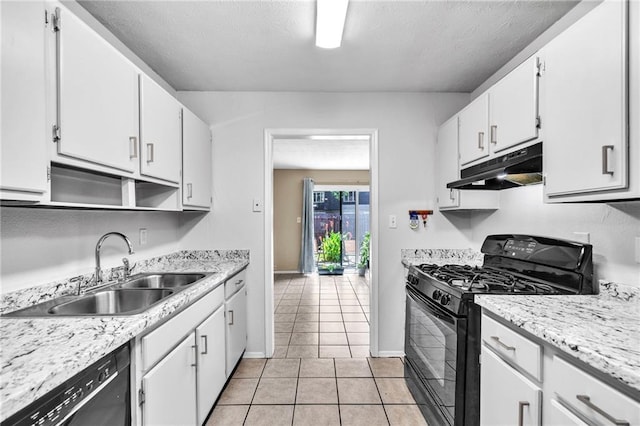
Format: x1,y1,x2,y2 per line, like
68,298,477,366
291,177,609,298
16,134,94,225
406,286,458,326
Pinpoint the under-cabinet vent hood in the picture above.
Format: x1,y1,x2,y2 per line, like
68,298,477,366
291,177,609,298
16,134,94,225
447,142,543,190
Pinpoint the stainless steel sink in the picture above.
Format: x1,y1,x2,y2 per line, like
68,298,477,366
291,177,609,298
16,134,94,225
48,289,174,316
3,273,209,317
115,273,205,289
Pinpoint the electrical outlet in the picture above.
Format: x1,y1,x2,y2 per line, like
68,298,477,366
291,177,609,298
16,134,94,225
139,228,148,245
296,217,301,224
389,215,397,229
572,232,590,244
252,198,263,212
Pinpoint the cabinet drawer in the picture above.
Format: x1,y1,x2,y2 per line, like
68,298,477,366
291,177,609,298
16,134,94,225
481,314,542,381
141,285,224,371
225,269,246,299
550,356,640,425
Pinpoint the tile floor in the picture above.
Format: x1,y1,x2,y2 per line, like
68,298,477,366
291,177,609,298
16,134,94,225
206,273,427,426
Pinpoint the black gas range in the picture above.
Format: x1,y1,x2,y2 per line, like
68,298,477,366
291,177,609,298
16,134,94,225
404,234,594,426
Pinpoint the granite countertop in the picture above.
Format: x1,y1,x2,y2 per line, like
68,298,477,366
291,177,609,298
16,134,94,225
475,285,640,395
0,250,249,422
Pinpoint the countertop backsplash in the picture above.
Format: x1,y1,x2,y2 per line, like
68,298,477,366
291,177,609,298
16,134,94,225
0,249,249,315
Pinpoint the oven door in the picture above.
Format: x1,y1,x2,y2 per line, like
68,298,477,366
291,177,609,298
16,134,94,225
405,285,467,426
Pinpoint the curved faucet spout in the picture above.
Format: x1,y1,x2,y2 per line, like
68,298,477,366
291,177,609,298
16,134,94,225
95,232,135,286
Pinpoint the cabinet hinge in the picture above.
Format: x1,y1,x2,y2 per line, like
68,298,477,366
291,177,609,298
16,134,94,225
46,166,51,182
51,8,60,32
52,125,60,143
138,386,145,405
543,175,547,186
535,116,541,129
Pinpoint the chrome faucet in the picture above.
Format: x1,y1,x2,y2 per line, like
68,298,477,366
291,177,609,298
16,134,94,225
95,232,134,285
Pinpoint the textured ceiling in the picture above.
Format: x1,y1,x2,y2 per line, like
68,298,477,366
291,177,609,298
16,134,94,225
273,139,370,170
77,0,579,92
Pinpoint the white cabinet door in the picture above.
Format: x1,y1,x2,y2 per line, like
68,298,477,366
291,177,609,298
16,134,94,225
480,347,541,426
225,286,247,376
436,116,460,209
142,333,197,426
489,56,539,153
543,0,627,197
57,5,138,173
196,306,226,424
0,1,48,199
458,93,489,165
140,75,181,184
182,108,212,208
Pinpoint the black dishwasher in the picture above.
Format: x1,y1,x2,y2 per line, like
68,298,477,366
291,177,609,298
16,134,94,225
2,343,130,426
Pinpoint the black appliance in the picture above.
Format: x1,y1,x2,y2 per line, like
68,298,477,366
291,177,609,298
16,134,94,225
447,142,543,190
405,234,594,426
2,343,130,426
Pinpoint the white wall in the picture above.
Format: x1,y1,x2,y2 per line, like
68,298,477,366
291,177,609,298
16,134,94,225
177,91,472,356
0,208,182,293
467,185,640,287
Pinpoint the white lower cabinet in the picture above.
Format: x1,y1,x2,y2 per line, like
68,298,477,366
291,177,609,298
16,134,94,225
225,277,247,376
481,311,640,426
480,346,541,426
142,333,198,426
196,307,226,425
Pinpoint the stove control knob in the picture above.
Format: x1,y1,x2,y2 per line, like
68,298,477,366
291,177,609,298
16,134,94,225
440,294,451,306
432,290,440,300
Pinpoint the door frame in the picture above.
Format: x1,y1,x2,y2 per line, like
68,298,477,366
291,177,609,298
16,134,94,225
263,128,380,357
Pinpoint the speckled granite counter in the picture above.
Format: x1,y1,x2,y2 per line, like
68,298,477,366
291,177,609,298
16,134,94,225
401,248,484,268
0,250,249,422
476,283,640,395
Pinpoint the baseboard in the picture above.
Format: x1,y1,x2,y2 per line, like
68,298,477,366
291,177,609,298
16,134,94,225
274,270,300,274
243,351,267,358
375,350,406,358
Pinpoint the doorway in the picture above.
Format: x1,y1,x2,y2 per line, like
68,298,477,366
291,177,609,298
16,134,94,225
264,129,379,359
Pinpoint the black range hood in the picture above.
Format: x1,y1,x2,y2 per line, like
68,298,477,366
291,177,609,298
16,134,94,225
447,142,543,190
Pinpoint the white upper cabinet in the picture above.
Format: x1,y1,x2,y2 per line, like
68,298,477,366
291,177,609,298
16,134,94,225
182,108,212,209
140,75,182,185
436,116,461,209
56,4,139,174
0,1,48,200
489,56,539,153
542,0,627,198
459,93,489,165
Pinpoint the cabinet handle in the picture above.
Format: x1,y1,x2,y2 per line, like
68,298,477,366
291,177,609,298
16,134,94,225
601,145,614,175
228,309,234,325
187,183,193,198
129,137,138,159
490,336,515,351
190,344,197,368
490,125,498,144
518,401,529,426
235,279,244,287
478,132,485,149
201,335,208,355
449,188,456,201
146,143,154,163
576,395,629,426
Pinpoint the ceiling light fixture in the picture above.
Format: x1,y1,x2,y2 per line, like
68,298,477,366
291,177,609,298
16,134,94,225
315,0,349,49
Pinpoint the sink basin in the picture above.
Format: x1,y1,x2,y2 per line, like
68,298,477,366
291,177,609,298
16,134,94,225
48,289,174,316
117,273,205,289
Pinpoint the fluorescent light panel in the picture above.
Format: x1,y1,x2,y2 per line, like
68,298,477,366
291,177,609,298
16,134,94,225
316,0,349,49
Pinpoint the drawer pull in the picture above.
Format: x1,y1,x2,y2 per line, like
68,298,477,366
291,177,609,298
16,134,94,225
201,335,208,355
576,395,629,426
518,401,529,426
491,336,515,351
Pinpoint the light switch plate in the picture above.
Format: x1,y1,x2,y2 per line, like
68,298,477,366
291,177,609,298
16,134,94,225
252,198,263,212
296,217,301,224
139,228,148,245
389,214,397,229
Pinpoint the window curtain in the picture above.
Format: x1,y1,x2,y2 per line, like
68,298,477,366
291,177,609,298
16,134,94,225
299,178,315,274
